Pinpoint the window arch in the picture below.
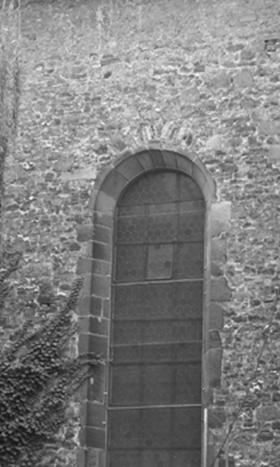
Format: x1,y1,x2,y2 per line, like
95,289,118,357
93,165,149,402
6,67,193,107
109,169,204,467
77,147,230,467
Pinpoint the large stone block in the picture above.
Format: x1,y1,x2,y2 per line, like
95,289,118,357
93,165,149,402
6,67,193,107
80,426,105,449
205,348,223,388
209,329,222,349
211,278,232,301
117,154,144,179
234,69,254,88
211,202,231,237
256,405,280,421
95,192,115,213
99,169,128,200
77,223,94,242
208,407,226,428
269,145,280,166
92,273,110,298
76,257,94,274
76,448,86,467
209,303,225,330
79,316,109,336
211,237,227,263
83,402,105,428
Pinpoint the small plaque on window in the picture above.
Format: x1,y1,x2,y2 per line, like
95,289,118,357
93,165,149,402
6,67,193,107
147,244,173,279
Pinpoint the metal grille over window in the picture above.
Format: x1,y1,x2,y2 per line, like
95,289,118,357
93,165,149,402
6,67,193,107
108,170,205,467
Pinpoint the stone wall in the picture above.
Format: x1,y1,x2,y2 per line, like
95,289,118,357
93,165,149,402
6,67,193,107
2,0,280,466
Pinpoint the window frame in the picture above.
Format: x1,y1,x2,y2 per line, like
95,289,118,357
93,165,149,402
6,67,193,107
77,147,229,467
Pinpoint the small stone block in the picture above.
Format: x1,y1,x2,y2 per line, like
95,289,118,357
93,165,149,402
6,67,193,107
93,211,114,228
95,192,115,213
91,296,103,316
205,348,223,388
76,447,86,467
209,330,222,349
92,242,111,261
102,299,110,318
176,154,193,175
207,442,216,467
99,450,106,467
208,407,226,428
192,164,213,200
76,257,93,274
93,225,112,244
256,405,280,421
117,156,144,180
92,259,110,276
269,145,280,163
86,448,104,467
162,150,178,168
209,303,224,330
78,296,92,317
100,170,128,198
88,366,105,402
86,402,106,428
92,274,110,298
211,238,227,263
211,262,224,277
79,316,109,335
77,224,94,242
211,277,232,301
234,69,254,88
149,148,164,166
211,201,231,236
80,426,105,449
135,151,154,170
78,379,88,401
89,334,108,357
219,457,235,467
78,333,91,355
80,274,93,298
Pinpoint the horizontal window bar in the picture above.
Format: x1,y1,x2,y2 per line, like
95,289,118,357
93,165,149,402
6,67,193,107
111,317,202,322
111,341,202,347
112,278,203,286
107,403,202,410
109,360,201,366
108,447,201,452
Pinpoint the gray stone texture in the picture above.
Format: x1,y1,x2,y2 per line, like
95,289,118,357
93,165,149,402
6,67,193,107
2,0,280,466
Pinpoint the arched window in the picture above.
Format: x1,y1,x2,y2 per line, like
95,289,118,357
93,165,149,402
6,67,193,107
109,170,205,467
78,148,230,467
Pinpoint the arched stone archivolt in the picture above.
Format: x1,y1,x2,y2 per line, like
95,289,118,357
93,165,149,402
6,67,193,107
76,145,232,467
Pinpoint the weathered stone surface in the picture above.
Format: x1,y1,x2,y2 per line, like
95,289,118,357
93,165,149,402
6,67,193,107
205,348,223,388
3,0,280,465
211,201,231,237
256,406,280,421
211,278,232,301
209,330,222,349
77,224,94,242
60,167,97,181
211,237,227,263
206,135,226,152
268,145,280,165
209,70,232,89
208,407,226,428
209,303,225,330
234,69,254,88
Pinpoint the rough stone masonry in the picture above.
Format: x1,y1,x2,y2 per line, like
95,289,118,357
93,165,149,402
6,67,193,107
2,0,280,466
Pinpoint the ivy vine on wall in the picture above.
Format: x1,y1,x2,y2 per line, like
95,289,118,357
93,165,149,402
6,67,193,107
0,249,101,466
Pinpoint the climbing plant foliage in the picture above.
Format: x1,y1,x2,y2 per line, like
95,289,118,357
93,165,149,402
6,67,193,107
0,3,102,465
0,249,101,467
